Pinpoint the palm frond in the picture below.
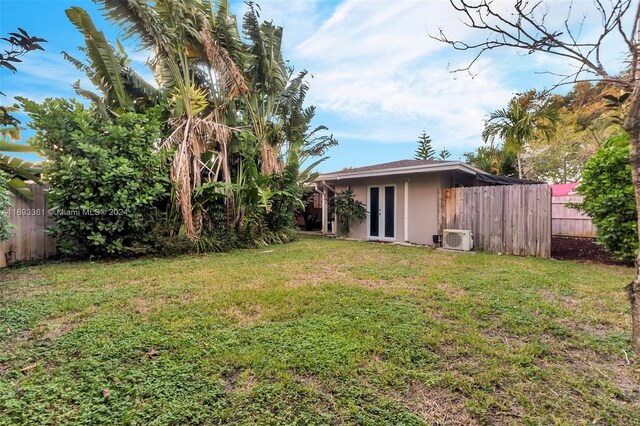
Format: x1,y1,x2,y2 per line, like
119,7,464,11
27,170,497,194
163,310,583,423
61,51,90,73
242,4,286,95
0,154,42,185
92,0,168,54
7,176,34,200
71,80,110,118
120,66,163,106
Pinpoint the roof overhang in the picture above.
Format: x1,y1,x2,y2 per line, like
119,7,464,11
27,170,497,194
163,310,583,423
317,161,479,182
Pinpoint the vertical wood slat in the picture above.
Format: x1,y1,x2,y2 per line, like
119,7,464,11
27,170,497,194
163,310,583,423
0,183,56,267
551,195,596,238
438,184,551,258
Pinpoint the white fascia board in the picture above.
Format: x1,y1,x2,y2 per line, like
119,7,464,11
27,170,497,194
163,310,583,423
317,162,477,182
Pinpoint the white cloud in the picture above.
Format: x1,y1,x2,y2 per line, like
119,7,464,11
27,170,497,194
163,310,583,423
0,50,90,103
280,0,632,163
0,44,158,103
296,0,473,68
286,0,517,153
233,0,327,52
4,50,83,87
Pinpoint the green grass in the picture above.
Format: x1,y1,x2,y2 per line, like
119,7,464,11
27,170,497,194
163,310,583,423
1,236,638,425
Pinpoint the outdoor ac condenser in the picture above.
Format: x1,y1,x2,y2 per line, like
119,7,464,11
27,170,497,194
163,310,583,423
442,229,473,251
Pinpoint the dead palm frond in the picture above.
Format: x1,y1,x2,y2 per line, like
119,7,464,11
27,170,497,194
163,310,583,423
163,113,236,238
199,30,248,103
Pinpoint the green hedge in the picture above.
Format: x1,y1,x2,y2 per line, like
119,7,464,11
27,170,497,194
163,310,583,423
21,98,169,256
0,170,14,242
578,133,637,263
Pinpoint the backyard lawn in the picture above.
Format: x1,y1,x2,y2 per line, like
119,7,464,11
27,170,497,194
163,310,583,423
1,236,638,425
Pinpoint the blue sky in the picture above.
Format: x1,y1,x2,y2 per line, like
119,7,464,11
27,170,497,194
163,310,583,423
0,0,630,172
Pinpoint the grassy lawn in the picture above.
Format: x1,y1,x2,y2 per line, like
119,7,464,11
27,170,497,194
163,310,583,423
1,236,638,425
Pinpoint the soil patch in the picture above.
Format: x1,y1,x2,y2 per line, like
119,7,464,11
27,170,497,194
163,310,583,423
552,237,628,266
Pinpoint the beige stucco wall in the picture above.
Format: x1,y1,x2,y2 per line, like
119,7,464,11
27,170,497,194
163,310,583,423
333,171,475,245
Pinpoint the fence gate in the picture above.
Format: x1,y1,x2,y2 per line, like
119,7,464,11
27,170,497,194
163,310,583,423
0,184,56,268
438,184,551,258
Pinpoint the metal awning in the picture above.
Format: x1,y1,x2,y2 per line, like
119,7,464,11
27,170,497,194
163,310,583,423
475,173,542,186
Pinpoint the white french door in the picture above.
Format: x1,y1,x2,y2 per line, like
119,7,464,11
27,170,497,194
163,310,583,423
367,185,396,240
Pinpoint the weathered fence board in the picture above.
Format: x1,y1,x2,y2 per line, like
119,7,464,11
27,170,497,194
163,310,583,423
552,195,596,238
439,184,551,258
0,184,55,268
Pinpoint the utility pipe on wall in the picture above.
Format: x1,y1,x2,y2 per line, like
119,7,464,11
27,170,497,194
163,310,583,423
404,179,409,242
321,185,328,236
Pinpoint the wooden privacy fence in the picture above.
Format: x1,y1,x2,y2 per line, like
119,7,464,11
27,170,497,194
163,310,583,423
439,184,551,258
0,184,56,268
552,195,596,238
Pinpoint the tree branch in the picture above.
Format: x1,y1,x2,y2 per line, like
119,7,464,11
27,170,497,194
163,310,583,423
431,0,638,87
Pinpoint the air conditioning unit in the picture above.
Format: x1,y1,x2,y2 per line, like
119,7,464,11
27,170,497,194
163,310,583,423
443,229,473,251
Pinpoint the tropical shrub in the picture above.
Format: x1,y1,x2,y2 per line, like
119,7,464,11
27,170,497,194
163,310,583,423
578,133,637,263
464,143,518,177
21,98,169,256
0,170,14,241
329,188,367,236
61,2,336,242
265,166,304,233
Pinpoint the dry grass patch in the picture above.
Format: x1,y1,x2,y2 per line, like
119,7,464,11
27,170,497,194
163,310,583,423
33,309,91,340
223,304,263,327
403,382,479,426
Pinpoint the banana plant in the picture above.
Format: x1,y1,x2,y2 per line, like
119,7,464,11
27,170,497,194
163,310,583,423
278,71,337,187
0,29,46,200
0,111,42,200
61,0,337,238
63,7,162,116
0,140,42,199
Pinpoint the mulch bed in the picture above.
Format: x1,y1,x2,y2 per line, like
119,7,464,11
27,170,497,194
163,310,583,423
552,236,629,266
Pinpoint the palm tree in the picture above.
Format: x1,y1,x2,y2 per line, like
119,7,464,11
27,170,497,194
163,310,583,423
482,96,559,178
0,139,42,199
464,142,518,177
61,0,337,239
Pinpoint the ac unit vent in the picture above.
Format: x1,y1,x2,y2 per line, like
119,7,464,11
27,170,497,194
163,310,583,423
442,229,473,251
445,232,462,248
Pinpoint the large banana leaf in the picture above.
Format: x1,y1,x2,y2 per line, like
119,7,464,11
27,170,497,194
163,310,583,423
0,154,42,182
65,7,132,110
213,0,248,70
0,140,34,153
0,151,42,200
120,66,163,106
70,79,110,119
7,177,33,199
242,5,286,96
93,0,169,56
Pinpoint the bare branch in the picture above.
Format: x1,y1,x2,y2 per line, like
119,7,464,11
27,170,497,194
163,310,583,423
431,0,638,87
